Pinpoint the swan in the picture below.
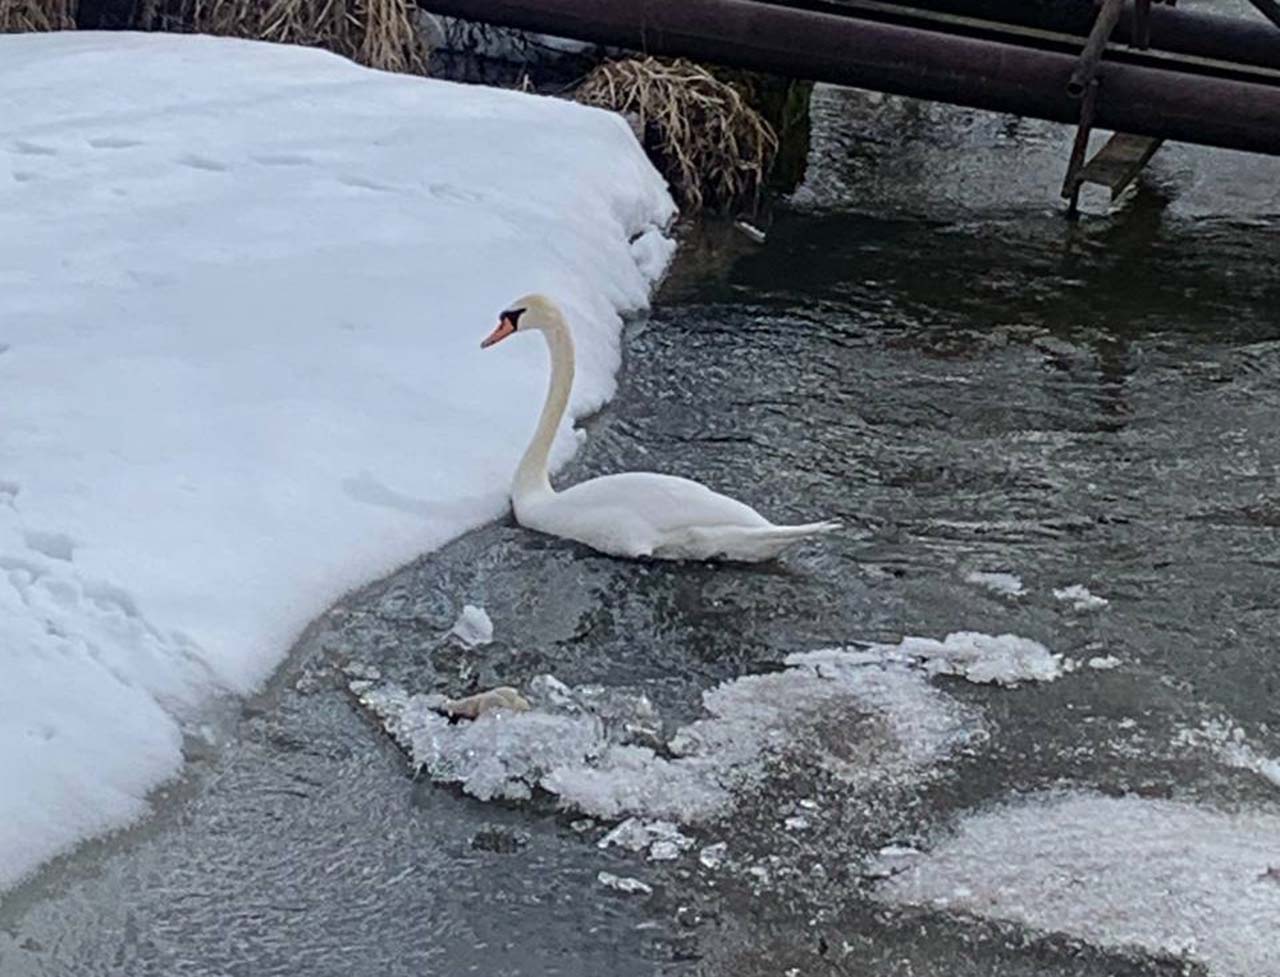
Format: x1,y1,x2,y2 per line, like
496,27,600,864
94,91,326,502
480,294,840,562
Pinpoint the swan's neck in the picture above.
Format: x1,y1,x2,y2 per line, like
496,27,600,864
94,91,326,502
513,318,574,504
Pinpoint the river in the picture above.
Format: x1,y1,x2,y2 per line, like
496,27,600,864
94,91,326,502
2,83,1278,977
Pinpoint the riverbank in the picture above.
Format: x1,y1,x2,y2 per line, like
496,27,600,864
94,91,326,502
0,30,674,895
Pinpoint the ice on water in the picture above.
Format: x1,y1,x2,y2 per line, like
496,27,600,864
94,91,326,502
964,570,1025,597
798,631,1066,688
447,605,494,648
876,791,1280,977
355,646,983,827
1054,584,1110,611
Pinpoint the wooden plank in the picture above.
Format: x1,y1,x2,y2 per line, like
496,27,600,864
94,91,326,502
1076,132,1165,199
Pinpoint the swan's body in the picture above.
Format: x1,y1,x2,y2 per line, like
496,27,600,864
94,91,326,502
481,294,839,562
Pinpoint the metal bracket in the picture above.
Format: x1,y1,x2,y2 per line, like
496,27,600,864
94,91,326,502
1068,0,1125,98
1061,79,1100,215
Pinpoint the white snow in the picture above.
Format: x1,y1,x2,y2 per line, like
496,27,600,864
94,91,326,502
448,604,494,648
964,570,1025,597
0,32,674,893
876,792,1280,977
1054,584,1110,611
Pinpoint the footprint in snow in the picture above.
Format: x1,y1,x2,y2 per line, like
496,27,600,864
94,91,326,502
337,174,395,193
11,140,57,156
24,530,76,562
252,152,313,167
177,154,229,172
88,136,144,150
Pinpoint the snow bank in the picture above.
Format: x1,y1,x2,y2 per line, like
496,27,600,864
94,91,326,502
0,32,674,892
875,792,1280,976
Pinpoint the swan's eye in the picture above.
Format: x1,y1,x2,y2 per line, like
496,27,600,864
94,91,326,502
502,307,527,329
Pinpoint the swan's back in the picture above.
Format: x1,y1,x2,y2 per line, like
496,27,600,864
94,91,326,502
550,471,772,533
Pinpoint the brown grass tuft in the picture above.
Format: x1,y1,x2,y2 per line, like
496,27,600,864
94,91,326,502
574,56,778,213
0,0,76,31
141,0,429,75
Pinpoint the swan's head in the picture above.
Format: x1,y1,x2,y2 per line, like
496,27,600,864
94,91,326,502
480,293,564,349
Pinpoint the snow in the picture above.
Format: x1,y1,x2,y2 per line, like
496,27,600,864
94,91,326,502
0,32,674,893
964,570,1025,597
448,604,494,648
1054,584,1110,611
355,651,980,827
1086,655,1121,670
875,792,1280,977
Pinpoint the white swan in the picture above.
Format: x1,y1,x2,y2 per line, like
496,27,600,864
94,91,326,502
480,294,839,562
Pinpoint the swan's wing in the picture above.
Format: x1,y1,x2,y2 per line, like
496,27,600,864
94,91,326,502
551,472,773,534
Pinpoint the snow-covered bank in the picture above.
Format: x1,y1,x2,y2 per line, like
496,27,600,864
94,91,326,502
0,32,675,893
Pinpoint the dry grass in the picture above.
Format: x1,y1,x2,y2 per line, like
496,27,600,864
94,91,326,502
575,56,778,213
140,0,429,74
0,0,75,31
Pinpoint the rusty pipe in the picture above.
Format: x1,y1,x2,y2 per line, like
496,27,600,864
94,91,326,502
419,0,1280,155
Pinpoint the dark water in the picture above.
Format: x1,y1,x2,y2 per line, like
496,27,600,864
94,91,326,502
3,87,1279,977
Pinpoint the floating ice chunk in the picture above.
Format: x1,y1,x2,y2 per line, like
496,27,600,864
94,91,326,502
648,841,683,861
1179,719,1280,791
598,817,693,859
1054,584,1109,611
876,792,1280,977
598,817,657,852
597,871,652,895
1086,655,1121,670
545,744,729,822
965,571,1025,597
905,632,1062,686
448,604,493,647
783,815,810,831
828,632,1063,687
862,844,923,879
699,842,727,869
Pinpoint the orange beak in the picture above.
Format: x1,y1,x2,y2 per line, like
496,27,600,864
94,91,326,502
480,317,516,349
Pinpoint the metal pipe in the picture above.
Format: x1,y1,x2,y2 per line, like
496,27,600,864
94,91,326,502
815,0,1280,73
419,0,1280,156
1067,0,1126,97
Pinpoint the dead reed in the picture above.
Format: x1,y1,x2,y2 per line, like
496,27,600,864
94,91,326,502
0,0,76,32
575,56,778,213
139,0,429,74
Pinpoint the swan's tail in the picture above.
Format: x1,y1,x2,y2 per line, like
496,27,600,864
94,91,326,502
726,519,842,562
771,519,842,539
